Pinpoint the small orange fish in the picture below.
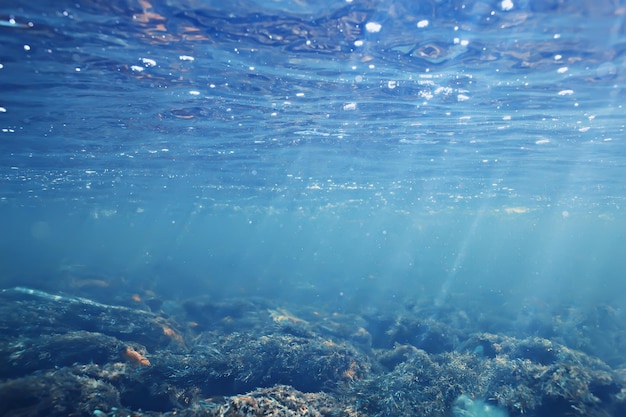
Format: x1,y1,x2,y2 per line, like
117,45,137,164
162,325,184,344
123,346,150,366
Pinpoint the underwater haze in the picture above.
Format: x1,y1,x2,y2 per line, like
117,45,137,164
2,0,626,322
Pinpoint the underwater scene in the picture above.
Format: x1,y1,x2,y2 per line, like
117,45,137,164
2,0,626,416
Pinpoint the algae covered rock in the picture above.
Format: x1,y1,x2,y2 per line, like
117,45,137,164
2,287,626,417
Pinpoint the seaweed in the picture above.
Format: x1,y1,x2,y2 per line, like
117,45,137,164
1,287,625,417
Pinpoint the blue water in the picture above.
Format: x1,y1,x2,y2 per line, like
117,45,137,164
1,1,626,328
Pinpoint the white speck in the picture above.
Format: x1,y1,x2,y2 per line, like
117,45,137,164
578,126,590,132
554,34,561,39
554,54,562,60
562,210,569,218
457,94,470,101
136,207,145,214
343,102,357,111
354,40,364,47
557,89,574,96
296,92,304,97
502,115,511,121
249,66,255,71
75,67,81,72
209,84,216,88
0,107,6,113
179,55,194,61
365,22,382,33
500,0,514,11
0,64,3,69
419,90,433,100
557,67,568,74
417,20,429,28
131,65,144,72
23,44,30,51
535,139,550,144
189,90,200,95
141,57,156,67
85,170,96,174
388,80,397,89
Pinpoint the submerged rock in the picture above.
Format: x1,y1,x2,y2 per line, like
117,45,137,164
453,395,508,417
1,287,625,417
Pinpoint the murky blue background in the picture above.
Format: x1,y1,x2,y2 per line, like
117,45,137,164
1,0,625,323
